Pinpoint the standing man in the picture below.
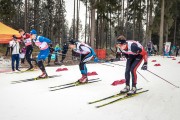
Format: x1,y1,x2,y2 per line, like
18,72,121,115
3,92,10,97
176,46,179,57
147,41,153,56
47,43,54,66
17,29,37,71
9,35,21,71
30,29,51,78
68,39,98,83
116,35,148,95
60,42,68,63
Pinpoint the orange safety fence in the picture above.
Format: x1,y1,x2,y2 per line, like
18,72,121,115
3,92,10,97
95,49,106,59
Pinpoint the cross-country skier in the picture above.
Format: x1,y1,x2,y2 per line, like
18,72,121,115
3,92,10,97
17,29,37,71
116,35,148,95
68,39,99,83
30,29,51,78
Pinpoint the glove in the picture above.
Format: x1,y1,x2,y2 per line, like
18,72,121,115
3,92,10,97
141,62,147,70
94,57,99,63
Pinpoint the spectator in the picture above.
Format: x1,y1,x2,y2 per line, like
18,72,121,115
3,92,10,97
176,46,179,57
47,43,54,66
54,43,61,64
20,46,26,64
60,42,68,63
9,35,21,71
147,41,153,56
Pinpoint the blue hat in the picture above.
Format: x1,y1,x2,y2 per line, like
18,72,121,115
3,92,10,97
30,29,37,34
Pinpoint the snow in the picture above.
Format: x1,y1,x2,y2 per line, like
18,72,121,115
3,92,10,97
0,56,180,120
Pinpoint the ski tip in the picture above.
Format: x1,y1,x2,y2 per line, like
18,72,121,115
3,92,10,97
96,106,101,108
49,89,55,92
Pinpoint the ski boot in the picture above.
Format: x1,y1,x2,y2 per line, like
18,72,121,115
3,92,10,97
127,87,137,95
77,74,88,84
26,66,34,71
120,85,130,93
38,72,48,79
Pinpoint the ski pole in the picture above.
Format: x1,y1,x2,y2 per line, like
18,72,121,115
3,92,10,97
137,71,149,82
108,62,149,82
147,70,179,88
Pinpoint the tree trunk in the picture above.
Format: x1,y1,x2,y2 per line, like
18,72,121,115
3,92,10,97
73,0,76,39
159,0,165,55
122,0,124,34
90,1,96,48
85,0,87,43
88,7,91,44
76,0,79,40
173,17,177,45
133,0,136,40
138,0,142,41
143,0,149,46
165,23,168,42
34,0,40,31
125,0,129,38
24,0,27,31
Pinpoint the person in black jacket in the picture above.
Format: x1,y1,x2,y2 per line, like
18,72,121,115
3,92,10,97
60,42,68,63
47,43,54,66
176,46,179,57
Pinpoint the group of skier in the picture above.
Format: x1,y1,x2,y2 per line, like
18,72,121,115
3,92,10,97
9,27,148,95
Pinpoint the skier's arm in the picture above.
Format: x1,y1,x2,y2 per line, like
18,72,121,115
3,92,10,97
89,48,97,57
38,36,51,43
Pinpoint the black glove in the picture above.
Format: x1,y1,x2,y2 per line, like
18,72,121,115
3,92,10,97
141,62,147,70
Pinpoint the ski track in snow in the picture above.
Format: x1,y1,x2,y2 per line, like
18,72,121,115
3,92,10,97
0,56,180,120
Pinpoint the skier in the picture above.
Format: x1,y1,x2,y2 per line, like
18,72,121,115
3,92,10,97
68,39,99,83
116,35,148,95
30,29,51,78
17,29,37,70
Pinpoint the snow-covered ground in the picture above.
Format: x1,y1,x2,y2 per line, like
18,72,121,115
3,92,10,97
0,56,180,120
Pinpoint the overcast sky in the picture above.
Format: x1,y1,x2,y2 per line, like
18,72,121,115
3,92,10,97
65,0,86,29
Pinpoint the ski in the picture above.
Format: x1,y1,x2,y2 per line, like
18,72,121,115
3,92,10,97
6,69,38,74
18,69,39,73
96,90,149,108
50,79,101,91
101,63,114,67
88,88,143,104
49,78,100,88
11,75,61,84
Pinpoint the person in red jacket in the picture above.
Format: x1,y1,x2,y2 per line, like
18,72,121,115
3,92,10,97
116,35,148,95
17,29,37,71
